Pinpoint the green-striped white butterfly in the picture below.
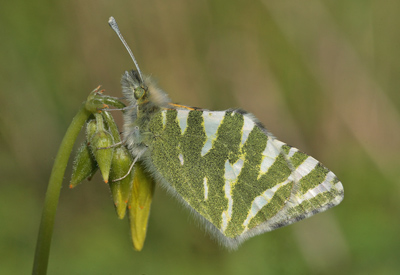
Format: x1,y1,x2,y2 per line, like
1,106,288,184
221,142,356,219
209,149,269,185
109,17,343,249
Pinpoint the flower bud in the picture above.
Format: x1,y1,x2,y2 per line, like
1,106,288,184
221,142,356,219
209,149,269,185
85,86,110,114
89,114,114,183
102,111,121,143
86,119,97,142
100,96,126,110
70,141,98,188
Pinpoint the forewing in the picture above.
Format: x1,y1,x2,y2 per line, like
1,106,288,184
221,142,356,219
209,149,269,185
143,108,343,249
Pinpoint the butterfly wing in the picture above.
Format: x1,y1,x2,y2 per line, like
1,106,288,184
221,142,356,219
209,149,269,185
142,108,343,249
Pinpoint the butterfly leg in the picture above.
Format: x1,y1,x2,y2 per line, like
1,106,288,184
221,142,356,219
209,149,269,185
98,105,134,112
97,141,124,150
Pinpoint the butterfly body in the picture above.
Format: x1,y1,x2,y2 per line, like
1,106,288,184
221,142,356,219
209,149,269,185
120,69,344,249
121,70,170,156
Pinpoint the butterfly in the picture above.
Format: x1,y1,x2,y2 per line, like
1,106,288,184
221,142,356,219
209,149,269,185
108,17,344,250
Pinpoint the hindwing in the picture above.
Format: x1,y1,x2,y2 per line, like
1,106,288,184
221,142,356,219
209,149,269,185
141,108,343,249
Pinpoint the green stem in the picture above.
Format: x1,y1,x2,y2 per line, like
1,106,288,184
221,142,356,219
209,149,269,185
33,104,91,275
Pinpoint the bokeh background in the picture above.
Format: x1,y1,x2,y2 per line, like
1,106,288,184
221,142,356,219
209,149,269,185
1,0,400,274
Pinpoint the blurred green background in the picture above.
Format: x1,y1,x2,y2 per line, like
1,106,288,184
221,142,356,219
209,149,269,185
1,0,400,274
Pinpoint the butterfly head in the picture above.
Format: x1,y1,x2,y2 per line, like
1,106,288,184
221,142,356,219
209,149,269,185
121,70,150,104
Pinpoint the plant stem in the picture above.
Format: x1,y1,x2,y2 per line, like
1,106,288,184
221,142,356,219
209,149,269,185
32,104,91,275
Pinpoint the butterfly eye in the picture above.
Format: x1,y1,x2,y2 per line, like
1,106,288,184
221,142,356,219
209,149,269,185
134,87,145,100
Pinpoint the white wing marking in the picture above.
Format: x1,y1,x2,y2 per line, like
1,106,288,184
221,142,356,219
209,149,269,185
258,138,284,177
288,147,298,158
240,116,255,145
201,111,226,156
296,156,319,178
221,158,244,232
203,177,208,200
176,110,189,134
178,153,184,165
161,111,167,127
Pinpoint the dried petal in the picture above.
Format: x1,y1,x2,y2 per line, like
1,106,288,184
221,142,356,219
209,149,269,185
128,162,155,251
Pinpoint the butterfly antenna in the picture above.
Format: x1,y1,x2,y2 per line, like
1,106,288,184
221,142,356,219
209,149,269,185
108,16,144,82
